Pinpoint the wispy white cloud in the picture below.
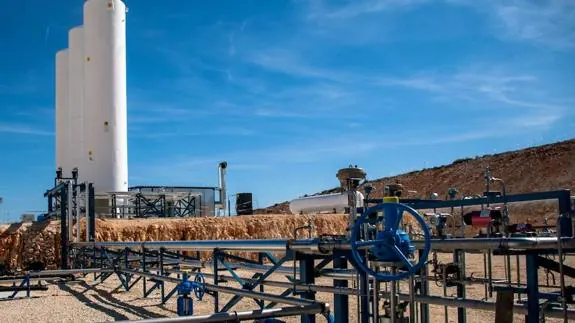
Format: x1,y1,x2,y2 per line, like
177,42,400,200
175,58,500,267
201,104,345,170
450,0,575,50
0,124,53,136
302,0,431,20
131,126,257,139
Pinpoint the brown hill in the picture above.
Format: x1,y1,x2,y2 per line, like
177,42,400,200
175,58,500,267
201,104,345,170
256,138,575,220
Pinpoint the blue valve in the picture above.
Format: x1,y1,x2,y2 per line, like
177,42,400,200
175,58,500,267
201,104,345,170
176,273,206,316
350,202,431,281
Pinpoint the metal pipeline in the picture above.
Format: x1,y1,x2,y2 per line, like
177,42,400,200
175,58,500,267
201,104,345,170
120,269,319,307
74,236,575,254
412,237,575,251
73,239,290,252
110,304,327,323
137,267,575,320
389,293,575,320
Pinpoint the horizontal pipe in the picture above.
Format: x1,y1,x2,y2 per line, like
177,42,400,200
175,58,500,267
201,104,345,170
412,237,575,251
120,269,318,307
110,304,326,323
74,236,575,254
74,240,289,252
394,293,575,320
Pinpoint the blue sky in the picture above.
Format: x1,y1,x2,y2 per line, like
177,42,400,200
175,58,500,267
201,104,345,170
0,0,574,222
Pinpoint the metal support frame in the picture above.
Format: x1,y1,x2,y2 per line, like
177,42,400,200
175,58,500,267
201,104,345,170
35,187,574,323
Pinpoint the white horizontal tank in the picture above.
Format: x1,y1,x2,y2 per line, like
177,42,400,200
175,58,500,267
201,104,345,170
289,191,365,215
83,0,128,193
55,49,70,174
68,26,84,178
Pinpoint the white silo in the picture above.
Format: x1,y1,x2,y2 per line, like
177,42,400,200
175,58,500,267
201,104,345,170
68,26,85,179
83,0,128,193
55,49,70,175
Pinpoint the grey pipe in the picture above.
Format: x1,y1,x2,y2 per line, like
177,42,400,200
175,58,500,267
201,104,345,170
73,239,289,252
109,304,326,323
74,236,575,254
121,269,318,307
394,294,575,320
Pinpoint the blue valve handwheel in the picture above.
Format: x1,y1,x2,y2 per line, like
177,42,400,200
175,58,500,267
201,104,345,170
194,273,206,300
350,202,431,281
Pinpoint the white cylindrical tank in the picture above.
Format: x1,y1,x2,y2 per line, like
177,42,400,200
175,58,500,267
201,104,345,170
55,49,70,174
68,26,84,179
289,191,365,215
83,0,128,193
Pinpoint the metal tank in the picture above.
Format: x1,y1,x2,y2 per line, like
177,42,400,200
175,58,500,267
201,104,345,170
68,26,84,178
289,191,365,214
55,49,70,174
83,0,128,193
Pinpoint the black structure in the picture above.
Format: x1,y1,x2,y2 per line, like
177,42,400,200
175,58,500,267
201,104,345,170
128,186,218,217
44,180,95,269
235,192,253,215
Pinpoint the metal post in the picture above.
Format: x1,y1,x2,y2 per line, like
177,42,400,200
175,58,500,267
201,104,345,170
419,249,430,323
67,181,74,246
455,250,466,323
525,254,539,323
299,254,316,323
75,186,81,243
60,185,69,269
85,183,90,242
360,271,369,323
213,250,219,312
88,184,95,242
333,254,349,323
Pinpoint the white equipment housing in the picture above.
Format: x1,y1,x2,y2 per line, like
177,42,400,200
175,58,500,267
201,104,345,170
83,0,128,193
68,26,84,176
55,49,70,174
289,191,365,215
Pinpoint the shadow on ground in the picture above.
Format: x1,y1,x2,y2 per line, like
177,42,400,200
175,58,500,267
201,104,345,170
58,280,168,320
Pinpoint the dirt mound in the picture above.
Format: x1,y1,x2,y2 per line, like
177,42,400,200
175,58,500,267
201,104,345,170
0,214,349,272
257,138,575,224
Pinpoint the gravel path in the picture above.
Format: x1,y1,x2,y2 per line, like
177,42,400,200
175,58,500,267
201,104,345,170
0,253,573,322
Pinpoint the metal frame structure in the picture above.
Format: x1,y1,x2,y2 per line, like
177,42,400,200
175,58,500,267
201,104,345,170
5,168,575,323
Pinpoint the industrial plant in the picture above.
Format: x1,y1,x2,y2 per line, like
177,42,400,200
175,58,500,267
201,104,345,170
0,1,574,323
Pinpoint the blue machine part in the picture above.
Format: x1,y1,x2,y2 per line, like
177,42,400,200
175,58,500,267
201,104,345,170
350,202,431,281
177,295,194,316
371,229,415,264
176,273,206,316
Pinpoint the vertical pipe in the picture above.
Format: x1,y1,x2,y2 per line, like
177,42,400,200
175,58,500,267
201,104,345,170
300,255,316,323
455,250,466,323
409,275,415,323
525,254,539,323
360,272,369,323
483,253,488,300
333,254,349,323
67,182,74,245
213,251,219,312
218,162,227,216
60,186,69,269
85,183,90,242
88,183,95,242
556,220,568,323
419,250,430,323
390,268,397,323
516,255,521,302
75,188,81,243
372,268,379,322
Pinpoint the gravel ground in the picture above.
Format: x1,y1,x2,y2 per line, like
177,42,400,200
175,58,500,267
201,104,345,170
0,253,573,323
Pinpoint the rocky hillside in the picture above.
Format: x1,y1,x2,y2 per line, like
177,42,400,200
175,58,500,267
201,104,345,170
256,138,575,219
